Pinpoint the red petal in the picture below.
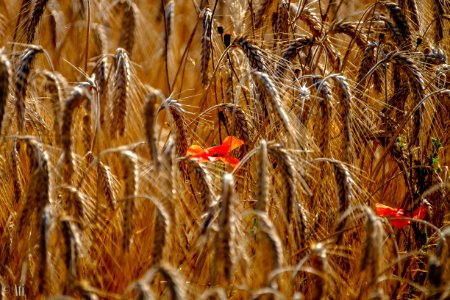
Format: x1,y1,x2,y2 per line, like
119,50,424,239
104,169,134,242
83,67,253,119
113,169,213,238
375,203,409,229
222,136,244,152
187,145,206,157
413,205,427,220
206,144,230,156
375,203,404,217
390,219,410,229
217,156,240,168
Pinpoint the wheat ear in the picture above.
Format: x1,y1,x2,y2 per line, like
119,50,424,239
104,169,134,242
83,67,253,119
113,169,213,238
17,140,50,240
253,71,292,136
41,70,63,145
214,173,236,284
267,144,308,235
95,57,109,127
384,2,412,49
360,209,384,286
0,50,11,136
60,216,82,292
61,86,91,182
313,77,333,157
15,46,43,132
119,1,137,57
254,0,276,28
186,159,214,213
223,104,253,156
10,138,22,203
26,0,50,43
432,0,445,44
332,162,352,243
142,264,186,300
12,0,32,45
38,205,52,295
121,150,138,253
111,48,130,137
201,7,212,87
256,140,269,212
334,76,353,165
98,161,116,210
233,37,267,72
144,92,160,170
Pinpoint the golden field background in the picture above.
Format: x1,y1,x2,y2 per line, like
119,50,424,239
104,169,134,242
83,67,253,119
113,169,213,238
0,0,449,299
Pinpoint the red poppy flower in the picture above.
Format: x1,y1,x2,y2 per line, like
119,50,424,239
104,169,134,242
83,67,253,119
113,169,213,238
187,136,244,168
375,202,430,229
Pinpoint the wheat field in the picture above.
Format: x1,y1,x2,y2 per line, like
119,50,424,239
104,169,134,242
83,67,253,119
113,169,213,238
0,0,449,299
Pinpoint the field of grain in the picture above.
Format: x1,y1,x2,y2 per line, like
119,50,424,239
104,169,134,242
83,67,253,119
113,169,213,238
0,0,449,299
